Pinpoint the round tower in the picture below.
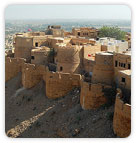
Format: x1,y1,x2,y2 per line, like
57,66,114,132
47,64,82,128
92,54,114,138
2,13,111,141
92,52,114,85
56,44,83,73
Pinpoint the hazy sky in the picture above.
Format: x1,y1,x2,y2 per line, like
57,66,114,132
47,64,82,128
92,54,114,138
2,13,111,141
5,5,131,20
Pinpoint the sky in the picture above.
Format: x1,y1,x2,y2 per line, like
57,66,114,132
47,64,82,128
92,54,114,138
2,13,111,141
5,5,131,20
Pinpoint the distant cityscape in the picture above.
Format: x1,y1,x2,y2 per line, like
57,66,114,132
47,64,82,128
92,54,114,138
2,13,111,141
5,19,131,50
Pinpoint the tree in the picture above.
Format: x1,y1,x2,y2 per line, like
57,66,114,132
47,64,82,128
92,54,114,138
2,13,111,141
99,26,126,40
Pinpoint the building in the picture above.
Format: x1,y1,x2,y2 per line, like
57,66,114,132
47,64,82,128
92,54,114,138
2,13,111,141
45,25,65,37
72,27,99,39
98,37,129,53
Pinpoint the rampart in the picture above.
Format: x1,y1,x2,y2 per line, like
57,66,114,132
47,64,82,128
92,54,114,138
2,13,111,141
113,89,131,137
44,72,81,99
56,45,83,73
22,63,47,88
80,81,111,109
14,36,33,62
92,52,114,85
5,57,26,81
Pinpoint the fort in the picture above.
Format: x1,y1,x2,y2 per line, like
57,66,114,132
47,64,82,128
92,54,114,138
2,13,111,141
113,89,131,137
5,25,131,138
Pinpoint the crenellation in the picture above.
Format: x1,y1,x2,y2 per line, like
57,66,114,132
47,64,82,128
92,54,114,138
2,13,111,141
113,89,131,137
5,57,26,81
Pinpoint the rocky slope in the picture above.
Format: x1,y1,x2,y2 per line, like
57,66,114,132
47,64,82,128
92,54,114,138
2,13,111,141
5,73,116,138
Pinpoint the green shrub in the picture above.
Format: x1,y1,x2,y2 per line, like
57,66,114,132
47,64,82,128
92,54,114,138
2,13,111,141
99,26,126,40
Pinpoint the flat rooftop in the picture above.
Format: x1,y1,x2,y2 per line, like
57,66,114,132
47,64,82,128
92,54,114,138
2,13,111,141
96,52,113,56
119,69,131,76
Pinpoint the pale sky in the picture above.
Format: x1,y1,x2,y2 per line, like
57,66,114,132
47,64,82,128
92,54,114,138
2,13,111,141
5,5,131,20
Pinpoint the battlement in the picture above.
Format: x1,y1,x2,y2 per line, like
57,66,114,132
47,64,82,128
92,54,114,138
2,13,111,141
80,81,111,109
44,71,81,99
5,57,26,81
56,44,83,73
113,89,131,137
22,63,47,88
92,52,114,85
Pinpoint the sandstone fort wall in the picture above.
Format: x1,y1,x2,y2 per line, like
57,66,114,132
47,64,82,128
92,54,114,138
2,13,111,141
92,53,114,85
56,45,83,73
5,57,26,81
44,72,81,99
113,89,131,137
80,81,111,109
22,63,47,88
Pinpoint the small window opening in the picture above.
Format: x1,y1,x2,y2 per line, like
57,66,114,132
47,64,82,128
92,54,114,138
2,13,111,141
35,42,38,47
31,56,34,59
60,66,63,71
128,64,131,69
78,32,80,36
121,63,123,67
115,60,118,67
121,77,126,83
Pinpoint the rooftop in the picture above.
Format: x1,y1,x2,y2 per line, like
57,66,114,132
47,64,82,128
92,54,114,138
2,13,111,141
119,69,131,76
96,52,113,56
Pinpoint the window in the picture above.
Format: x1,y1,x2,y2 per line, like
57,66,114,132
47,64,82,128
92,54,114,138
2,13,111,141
115,60,118,67
119,62,120,66
128,64,131,69
35,42,38,47
124,63,126,68
78,32,80,36
121,63,123,67
121,77,125,83
60,66,63,71
31,56,34,59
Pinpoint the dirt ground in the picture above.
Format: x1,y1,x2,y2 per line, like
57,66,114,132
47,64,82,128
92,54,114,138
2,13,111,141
5,72,117,138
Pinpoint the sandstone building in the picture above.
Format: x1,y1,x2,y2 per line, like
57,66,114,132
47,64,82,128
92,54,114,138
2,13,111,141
5,25,131,138
72,27,99,39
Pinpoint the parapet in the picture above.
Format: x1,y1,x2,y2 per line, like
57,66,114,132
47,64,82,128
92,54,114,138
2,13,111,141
80,81,111,109
44,71,81,99
56,44,83,73
22,63,47,88
113,88,131,137
5,57,26,81
92,52,114,85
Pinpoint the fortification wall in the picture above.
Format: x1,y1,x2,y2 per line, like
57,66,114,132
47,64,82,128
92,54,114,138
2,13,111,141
113,89,131,137
80,81,111,109
5,57,26,81
56,45,83,73
43,72,81,99
14,37,33,62
92,52,114,85
22,63,47,88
